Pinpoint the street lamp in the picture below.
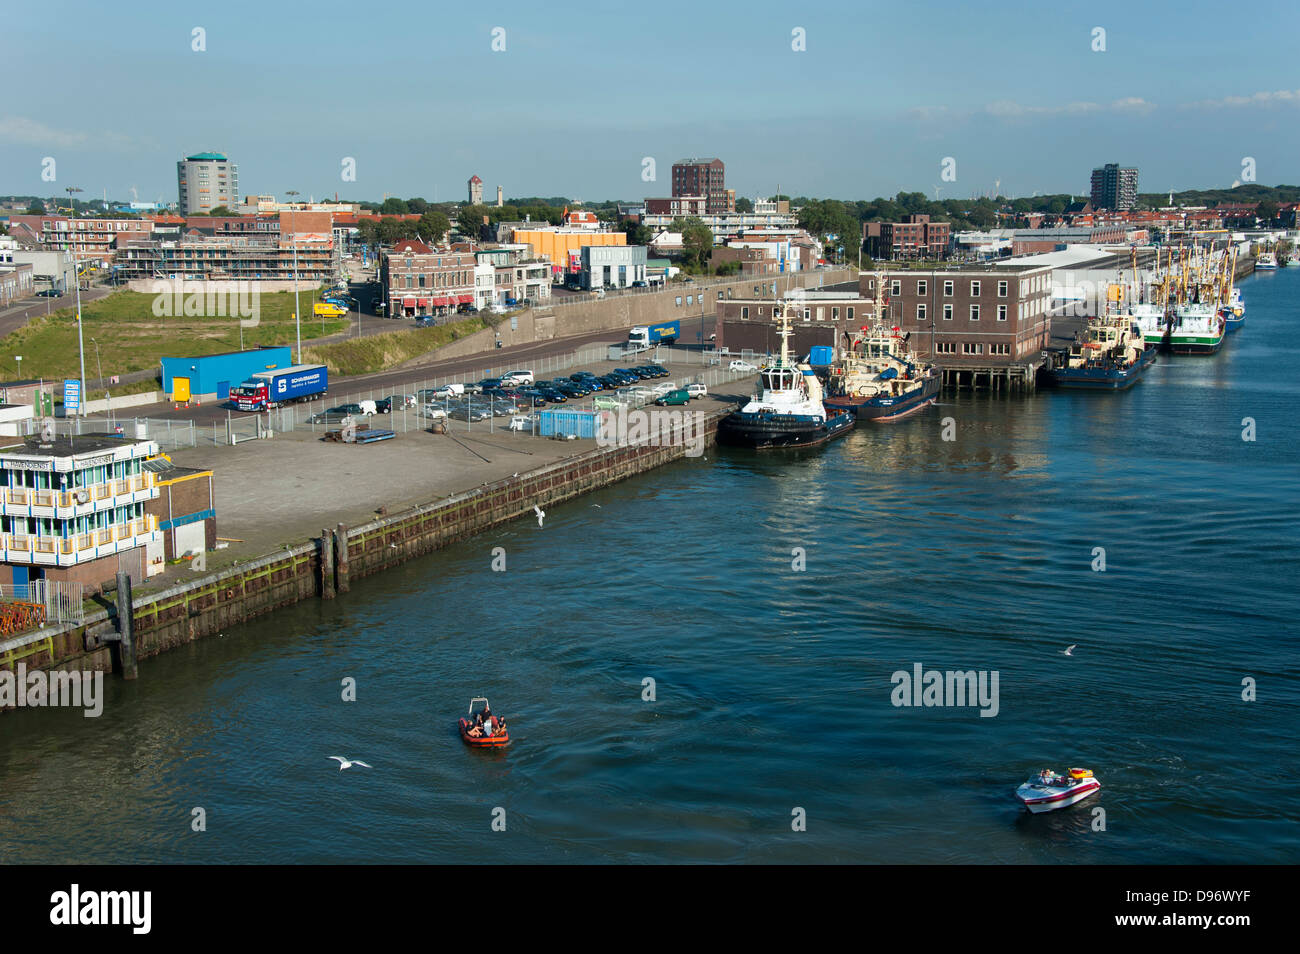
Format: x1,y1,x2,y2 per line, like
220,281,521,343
286,190,302,363
14,355,21,381
90,337,103,390
67,186,87,417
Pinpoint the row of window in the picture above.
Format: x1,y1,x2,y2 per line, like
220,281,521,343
933,342,1013,356
919,303,1009,322
880,274,1049,299
401,271,472,289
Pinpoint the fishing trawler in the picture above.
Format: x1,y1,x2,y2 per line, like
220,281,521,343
717,303,854,450
1133,244,1228,352
823,276,941,422
1255,251,1278,269
1045,309,1154,390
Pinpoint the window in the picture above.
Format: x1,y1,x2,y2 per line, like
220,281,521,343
943,304,953,321
970,280,981,297
917,303,927,321
418,274,426,288
997,281,1008,298
890,280,901,296
997,305,1007,322
943,280,953,297
832,307,839,320
847,307,854,320
675,296,682,306
935,341,956,354
803,309,811,320
741,306,749,319
917,280,927,296
962,342,982,355
970,305,980,321
989,342,1010,355
687,295,694,304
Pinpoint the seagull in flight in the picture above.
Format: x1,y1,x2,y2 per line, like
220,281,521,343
534,504,545,528
329,756,372,771
1061,644,1076,657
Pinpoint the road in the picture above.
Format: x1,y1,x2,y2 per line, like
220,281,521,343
0,284,113,339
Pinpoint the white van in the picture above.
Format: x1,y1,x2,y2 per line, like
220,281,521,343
433,383,465,396
502,370,534,386
357,400,378,416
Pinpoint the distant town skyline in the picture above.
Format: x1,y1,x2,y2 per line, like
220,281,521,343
3,0,1298,204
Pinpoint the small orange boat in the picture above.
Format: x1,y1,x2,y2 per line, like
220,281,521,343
459,696,510,748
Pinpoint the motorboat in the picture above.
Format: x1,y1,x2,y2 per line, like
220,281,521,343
1015,767,1100,813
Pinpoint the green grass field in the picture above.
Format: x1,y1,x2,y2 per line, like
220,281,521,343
303,318,486,376
0,288,350,384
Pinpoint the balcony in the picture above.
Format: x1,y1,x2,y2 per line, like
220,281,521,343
1,472,157,520
1,516,159,567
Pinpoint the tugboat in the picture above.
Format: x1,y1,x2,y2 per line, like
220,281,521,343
823,276,941,422
717,302,855,450
1046,307,1155,390
1015,767,1101,814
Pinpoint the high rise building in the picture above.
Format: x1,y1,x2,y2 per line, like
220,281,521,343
468,175,483,205
671,158,733,213
177,152,239,215
1089,163,1138,211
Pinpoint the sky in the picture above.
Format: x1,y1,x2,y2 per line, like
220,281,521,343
3,0,1299,205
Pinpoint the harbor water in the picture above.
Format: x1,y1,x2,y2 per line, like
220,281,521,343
1,269,1297,864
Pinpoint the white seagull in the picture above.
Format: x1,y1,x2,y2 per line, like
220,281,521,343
534,504,545,528
1061,644,1076,656
329,756,372,771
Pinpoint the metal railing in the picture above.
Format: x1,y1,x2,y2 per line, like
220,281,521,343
0,580,84,625
22,416,198,450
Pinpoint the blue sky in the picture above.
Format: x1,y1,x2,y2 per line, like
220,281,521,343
3,0,1298,204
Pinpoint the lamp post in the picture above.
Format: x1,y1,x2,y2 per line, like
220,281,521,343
14,355,21,382
90,337,103,390
286,190,302,363
67,186,87,416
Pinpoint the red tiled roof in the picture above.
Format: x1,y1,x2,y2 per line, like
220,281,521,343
391,239,433,254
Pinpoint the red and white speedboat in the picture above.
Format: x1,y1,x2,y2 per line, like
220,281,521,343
1015,768,1100,813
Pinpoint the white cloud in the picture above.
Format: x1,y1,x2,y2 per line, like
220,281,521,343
0,116,133,149
1181,89,1300,109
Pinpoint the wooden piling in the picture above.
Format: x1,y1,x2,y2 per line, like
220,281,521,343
114,571,138,680
335,523,350,594
320,528,336,599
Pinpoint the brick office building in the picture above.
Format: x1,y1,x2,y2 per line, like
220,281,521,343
861,264,1053,365
381,239,477,319
863,214,951,260
671,158,734,214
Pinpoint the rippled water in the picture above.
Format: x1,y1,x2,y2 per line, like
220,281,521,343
2,270,1297,864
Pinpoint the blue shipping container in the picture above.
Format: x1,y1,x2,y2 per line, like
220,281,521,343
538,410,600,439
808,346,834,366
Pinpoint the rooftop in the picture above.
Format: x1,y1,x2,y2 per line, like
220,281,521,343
5,433,149,460
185,152,229,161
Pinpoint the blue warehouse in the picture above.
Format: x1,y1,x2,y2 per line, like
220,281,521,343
160,347,293,402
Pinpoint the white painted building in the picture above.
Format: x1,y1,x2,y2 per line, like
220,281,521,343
580,245,648,290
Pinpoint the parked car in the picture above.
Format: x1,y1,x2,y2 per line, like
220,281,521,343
308,406,360,424
631,280,648,288
375,397,393,414
415,316,434,327
433,383,465,397
479,378,503,390
654,388,691,406
389,394,418,410
537,388,568,403
502,370,534,386
517,390,549,407
646,364,669,377
685,383,708,399
36,289,64,298
729,360,758,372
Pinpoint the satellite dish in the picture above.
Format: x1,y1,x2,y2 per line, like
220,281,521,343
40,417,56,443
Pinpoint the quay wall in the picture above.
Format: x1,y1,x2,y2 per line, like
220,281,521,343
1,409,730,685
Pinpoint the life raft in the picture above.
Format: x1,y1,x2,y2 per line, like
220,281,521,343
1068,767,1093,779
460,696,510,748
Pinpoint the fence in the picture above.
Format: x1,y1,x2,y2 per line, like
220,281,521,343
249,342,763,441
22,416,198,451
0,580,84,629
